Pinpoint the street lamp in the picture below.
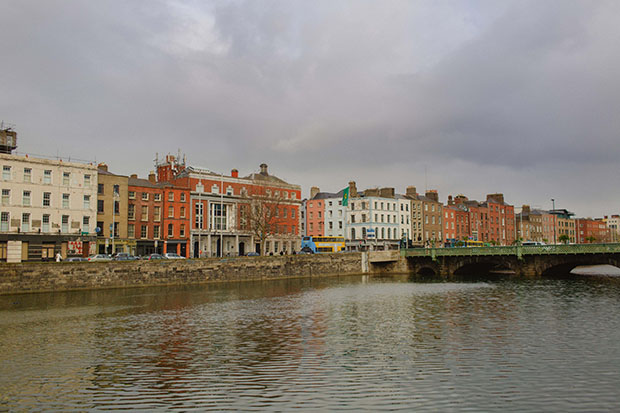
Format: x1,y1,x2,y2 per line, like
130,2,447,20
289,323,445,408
551,198,556,244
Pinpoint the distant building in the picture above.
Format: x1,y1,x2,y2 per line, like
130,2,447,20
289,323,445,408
0,134,98,261
158,156,301,256
97,164,130,254
604,215,620,243
304,187,346,238
575,217,609,244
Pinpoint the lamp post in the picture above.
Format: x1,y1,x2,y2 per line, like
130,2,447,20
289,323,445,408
551,198,556,244
112,189,119,254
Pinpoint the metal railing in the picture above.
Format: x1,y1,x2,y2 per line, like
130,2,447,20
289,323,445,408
402,243,620,260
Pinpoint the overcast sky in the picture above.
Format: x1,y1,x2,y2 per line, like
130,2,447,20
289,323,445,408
2,0,619,217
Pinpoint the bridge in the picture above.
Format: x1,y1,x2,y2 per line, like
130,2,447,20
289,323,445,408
369,244,620,277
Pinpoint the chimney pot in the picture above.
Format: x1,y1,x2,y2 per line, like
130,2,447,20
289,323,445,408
231,169,239,178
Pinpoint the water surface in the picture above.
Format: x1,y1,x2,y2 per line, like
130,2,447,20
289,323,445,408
1,274,620,411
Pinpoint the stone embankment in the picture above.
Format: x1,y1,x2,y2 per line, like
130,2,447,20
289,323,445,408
0,252,365,295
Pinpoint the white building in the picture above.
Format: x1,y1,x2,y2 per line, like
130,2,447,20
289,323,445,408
0,153,98,261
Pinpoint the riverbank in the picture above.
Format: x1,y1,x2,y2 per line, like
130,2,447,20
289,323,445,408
0,253,365,295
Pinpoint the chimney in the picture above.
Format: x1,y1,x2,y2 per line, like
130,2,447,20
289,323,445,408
348,181,358,198
379,187,395,198
448,195,454,205
487,193,504,204
98,163,108,172
522,205,531,215
406,186,417,197
130,174,138,179
260,163,268,175
231,169,239,178
425,190,439,202
310,186,320,199
148,171,156,184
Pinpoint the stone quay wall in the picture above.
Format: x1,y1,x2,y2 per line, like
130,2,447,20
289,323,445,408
0,253,364,295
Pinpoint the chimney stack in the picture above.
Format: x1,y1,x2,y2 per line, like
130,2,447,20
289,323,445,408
130,174,138,179
231,169,239,178
260,163,268,175
425,190,439,202
148,171,156,184
406,186,417,197
379,187,395,198
98,163,108,172
348,181,358,198
310,186,320,199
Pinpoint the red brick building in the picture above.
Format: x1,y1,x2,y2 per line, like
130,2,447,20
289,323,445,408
576,218,610,243
128,173,164,256
450,193,516,245
156,155,301,257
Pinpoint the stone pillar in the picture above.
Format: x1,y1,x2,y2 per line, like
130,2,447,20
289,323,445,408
207,234,212,256
235,235,239,256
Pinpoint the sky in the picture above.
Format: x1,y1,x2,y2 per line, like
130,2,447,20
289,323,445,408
1,0,619,217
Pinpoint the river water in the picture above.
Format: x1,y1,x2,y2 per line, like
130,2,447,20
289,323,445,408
1,274,620,411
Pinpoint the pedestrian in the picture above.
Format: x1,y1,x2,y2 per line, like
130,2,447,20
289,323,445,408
55,252,62,262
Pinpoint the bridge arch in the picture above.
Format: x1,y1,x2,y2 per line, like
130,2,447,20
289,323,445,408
452,256,515,276
541,260,620,277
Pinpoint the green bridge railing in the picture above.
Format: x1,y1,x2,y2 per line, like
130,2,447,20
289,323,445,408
401,243,620,261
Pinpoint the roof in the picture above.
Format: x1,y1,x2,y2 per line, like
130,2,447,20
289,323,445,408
311,189,345,200
128,177,162,188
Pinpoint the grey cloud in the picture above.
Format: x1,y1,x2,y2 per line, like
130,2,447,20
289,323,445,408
1,0,618,216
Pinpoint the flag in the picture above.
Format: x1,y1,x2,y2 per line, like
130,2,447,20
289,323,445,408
342,187,349,206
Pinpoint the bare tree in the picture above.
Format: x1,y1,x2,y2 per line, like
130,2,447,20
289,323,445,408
239,187,287,255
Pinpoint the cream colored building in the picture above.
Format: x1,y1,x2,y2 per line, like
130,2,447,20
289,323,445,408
0,153,98,261
96,164,131,254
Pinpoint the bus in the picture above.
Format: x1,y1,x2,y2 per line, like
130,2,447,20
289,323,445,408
301,236,346,253
444,239,488,248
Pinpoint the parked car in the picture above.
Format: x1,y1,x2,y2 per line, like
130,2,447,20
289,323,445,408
164,252,186,260
66,257,88,262
113,255,138,261
246,252,260,256
146,253,165,260
87,254,112,261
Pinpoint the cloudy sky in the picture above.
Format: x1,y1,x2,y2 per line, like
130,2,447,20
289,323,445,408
2,0,619,217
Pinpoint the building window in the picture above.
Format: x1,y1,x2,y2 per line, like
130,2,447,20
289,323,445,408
83,195,90,209
62,193,70,209
97,199,104,213
141,205,148,221
128,191,136,199
128,224,135,238
98,183,104,194
1,212,9,231
153,225,160,239
128,204,135,220
181,193,186,202
180,224,185,237
1,189,9,206
168,224,173,237
291,209,295,219
211,204,227,230
168,192,174,201
195,203,203,229
82,216,90,233
61,215,69,233
63,172,70,186
84,174,91,186
2,166,11,180
154,193,161,202
291,192,296,200
42,214,50,232
168,206,174,218
43,170,52,184
180,206,185,218
154,206,160,222
114,200,119,215
22,213,30,232
22,190,31,206
23,168,32,183
226,187,232,196
141,192,149,201
113,185,119,196
141,225,147,239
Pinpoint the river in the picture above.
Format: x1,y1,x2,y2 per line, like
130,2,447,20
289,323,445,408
1,273,620,411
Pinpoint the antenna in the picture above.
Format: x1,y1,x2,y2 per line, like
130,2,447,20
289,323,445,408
424,165,428,192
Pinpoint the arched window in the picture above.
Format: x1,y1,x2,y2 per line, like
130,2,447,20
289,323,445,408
351,228,356,239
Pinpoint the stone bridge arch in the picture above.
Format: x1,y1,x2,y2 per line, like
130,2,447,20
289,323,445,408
536,254,620,277
447,256,517,277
